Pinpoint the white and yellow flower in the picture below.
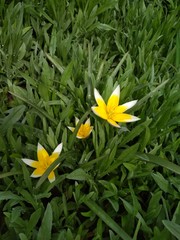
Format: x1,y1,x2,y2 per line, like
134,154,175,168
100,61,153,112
91,85,140,128
68,117,93,139
22,143,63,183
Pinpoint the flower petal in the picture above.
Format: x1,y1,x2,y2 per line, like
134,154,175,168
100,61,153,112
91,106,107,119
48,171,55,183
77,125,93,139
107,119,120,128
107,85,120,110
85,118,91,125
22,159,39,168
113,105,128,114
94,88,106,108
121,100,138,111
37,143,49,163
53,143,63,155
112,113,140,122
31,168,44,178
76,135,85,139
49,153,58,162
89,126,93,134
68,126,75,132
48,143,63,163
125,116,140,122
75,117,79,126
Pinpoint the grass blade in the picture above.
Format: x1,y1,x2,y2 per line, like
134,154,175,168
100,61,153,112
37,203,52,240
163,220,180,239
84,199,132,240
137,153,180,175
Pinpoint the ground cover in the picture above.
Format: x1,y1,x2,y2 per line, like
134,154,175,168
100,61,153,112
0,0,179,239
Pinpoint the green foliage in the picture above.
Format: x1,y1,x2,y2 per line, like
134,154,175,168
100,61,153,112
0,0,179,239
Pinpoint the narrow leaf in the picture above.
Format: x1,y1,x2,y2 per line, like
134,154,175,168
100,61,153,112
0,105,26,135
37,203,52,240
137,153,180,175
84,199,132,240
163,220,180,239
0,191,23,201
66,168,91,181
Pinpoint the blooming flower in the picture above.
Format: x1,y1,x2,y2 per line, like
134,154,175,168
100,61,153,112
68,117,93,139
22,143,63,183
91,85,140,128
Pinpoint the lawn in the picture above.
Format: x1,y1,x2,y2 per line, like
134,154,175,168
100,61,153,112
0,0,180,239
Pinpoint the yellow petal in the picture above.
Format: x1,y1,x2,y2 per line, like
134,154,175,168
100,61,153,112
22,159,39,168
77,125,93,139
112,113,140,122
91,106,107,119
49,152,59,163
94,88,106,108
48,143,63,164
107,119,120,128
113,105,128,114
107,85,120,111
31,168,44,178
77,127,93,139
48,171,55,183
37,143,49,163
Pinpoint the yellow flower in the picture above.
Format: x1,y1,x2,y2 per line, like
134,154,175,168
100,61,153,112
91,85,140,128
22,143,63,183
68,117,93,139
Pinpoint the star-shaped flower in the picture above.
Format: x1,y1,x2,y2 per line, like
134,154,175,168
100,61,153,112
91,85,140,128
22,143,63,183
68,117,93,139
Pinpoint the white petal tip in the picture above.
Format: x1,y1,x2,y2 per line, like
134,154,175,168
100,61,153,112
53,143,63,154
38,142,43,150
75,117,79,125
94,88,102,101
114,85,120,94
85,118,91,125
122,100,138,110
31,173,42,178
111,85,120,98
76,136,84,139
128,116,141,122
22,158,30,163
91,107,99,116
94,88,98,94
22,158,35,167
49,177,55,183
67,126,75,132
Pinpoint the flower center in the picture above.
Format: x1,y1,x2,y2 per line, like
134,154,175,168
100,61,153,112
41,157,52,170
106,106,116,119
78,124,90,137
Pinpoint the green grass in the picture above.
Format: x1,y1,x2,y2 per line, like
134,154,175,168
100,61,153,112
0,0,180,239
